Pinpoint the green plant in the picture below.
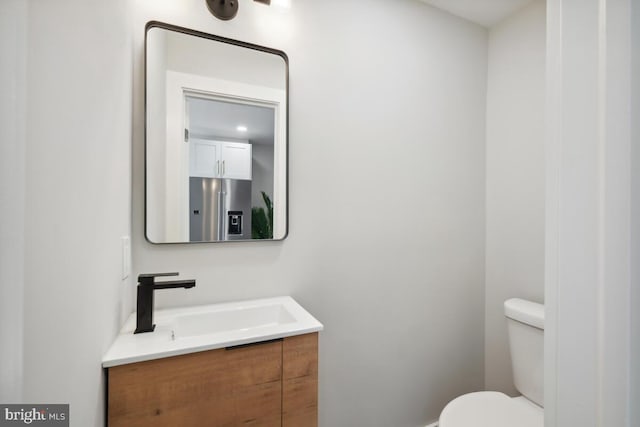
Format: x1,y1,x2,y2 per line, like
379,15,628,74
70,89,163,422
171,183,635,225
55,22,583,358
251,191,273,239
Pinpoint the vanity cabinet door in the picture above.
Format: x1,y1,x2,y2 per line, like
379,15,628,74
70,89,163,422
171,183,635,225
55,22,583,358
283,333,318,427
108,340,283,427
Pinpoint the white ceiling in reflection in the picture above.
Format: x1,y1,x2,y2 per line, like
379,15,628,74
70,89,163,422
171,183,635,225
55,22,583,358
187,97,275,146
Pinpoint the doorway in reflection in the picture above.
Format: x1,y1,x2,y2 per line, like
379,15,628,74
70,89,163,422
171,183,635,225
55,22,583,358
186,95,275,241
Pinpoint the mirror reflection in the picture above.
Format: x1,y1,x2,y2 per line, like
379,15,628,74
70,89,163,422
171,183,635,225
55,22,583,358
145,23,288,243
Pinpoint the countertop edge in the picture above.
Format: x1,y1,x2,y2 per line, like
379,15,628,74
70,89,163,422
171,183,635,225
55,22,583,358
102,325,323,368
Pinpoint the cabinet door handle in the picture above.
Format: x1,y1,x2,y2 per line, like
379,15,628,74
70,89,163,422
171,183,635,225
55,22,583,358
225,338,282,351
216,160,220,176
222,160,226,176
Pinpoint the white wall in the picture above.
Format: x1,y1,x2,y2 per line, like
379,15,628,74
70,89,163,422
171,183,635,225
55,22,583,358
133,0,488,425
146,28,167,242
0,0,27,403
631,1,640,425
484,0,546,395
166,30,285,90
18,1,134,426
251,144,275,211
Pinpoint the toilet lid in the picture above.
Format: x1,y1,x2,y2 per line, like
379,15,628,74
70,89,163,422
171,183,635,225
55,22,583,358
439,392,543,427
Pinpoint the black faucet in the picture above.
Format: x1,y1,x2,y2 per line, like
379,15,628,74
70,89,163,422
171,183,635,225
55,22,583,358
134,272,196,334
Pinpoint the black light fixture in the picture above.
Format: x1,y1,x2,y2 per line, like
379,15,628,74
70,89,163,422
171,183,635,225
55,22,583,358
206,0,271,21
206,0,238,20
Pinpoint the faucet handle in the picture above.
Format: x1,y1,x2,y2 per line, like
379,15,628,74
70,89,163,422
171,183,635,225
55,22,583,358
138,272,179,286
139,272,179,279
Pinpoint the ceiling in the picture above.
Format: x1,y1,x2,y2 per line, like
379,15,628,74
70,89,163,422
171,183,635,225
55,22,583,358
418,0,535,27
187,97,275,146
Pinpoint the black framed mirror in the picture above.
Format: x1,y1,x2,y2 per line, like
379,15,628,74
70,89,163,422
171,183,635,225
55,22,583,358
144,22,288,243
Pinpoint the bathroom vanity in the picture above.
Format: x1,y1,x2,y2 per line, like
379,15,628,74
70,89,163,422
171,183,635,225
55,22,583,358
103,297,322,427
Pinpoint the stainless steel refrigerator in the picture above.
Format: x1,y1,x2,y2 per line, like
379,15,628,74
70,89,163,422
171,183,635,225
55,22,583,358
189,177,252,242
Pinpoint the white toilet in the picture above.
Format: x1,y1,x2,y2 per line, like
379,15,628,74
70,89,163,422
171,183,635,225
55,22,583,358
439,298,544,427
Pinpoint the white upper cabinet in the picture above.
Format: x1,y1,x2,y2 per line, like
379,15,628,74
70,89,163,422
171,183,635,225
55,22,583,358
220,142,252,180
189,139,252,180
190,139,220,178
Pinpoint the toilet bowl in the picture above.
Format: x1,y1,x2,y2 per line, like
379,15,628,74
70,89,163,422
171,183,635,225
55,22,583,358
439,392,542,427
439,298,544,427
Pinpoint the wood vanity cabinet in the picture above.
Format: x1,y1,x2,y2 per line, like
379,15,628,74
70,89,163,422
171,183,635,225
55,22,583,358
106,333,318,427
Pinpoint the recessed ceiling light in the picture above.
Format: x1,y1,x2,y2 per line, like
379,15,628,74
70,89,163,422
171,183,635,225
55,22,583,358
236,125,248,132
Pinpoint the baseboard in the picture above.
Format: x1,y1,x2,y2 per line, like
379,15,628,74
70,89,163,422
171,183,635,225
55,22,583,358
425,422,438,427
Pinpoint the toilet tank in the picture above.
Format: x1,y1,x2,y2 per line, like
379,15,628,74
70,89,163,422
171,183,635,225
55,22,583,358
504,298,544,407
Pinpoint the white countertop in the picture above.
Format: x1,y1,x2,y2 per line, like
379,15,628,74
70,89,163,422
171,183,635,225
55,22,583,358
102,296,323,368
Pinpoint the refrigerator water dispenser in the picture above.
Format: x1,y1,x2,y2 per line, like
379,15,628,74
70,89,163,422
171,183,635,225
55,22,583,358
228,211,243,235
